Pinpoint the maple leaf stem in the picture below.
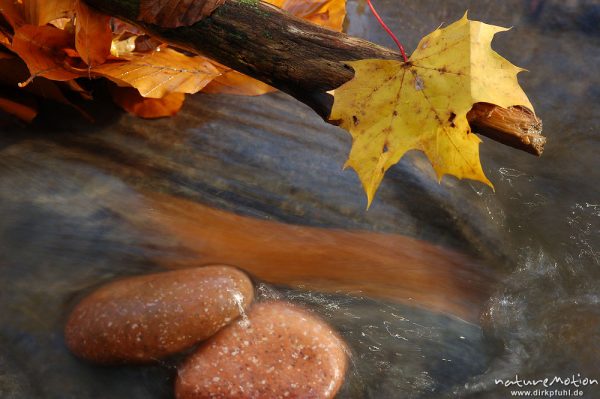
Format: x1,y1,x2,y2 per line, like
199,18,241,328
366,0,408,62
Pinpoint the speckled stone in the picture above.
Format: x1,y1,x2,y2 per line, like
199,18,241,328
175,301,347,399
65,266,253,364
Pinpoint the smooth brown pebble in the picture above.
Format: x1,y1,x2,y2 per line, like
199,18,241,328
176,301,347,399
65,265,253,363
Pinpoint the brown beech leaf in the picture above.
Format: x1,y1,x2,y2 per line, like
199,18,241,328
0,56,92,120
0,0,26,28
110,85,184,118
132,35,163,53
0,93,38,122
75,0,111,66
64,78,93,100
48,17,73,30
109,35,137,58
270,0,346,31
203,0,346,96
90,48,219,98
138,0,224,28
202,63,275,96
0,48,13,59
2,0,75,28
0,56,69,101
12,25,81,83
111,18,145,36
28,0,75,25
109,18,163,58
0,30,10,48
110,35,162,58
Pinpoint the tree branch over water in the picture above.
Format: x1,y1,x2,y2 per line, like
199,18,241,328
85,0,545,155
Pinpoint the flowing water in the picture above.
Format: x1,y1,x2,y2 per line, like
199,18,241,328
0,0,599,398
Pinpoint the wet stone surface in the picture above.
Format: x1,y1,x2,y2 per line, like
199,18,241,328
65,266,254,364
176,301,348,399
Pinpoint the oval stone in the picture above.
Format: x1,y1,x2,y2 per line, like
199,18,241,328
65,265,253,363
176,301,347,399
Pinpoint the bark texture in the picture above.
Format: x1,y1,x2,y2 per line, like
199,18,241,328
84,0,545,155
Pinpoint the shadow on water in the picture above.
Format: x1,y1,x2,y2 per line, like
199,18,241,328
1,0,599,398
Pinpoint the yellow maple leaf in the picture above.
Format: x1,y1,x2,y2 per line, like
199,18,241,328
330,13,534,207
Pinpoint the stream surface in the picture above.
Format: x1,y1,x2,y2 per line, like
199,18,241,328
0,0,599,398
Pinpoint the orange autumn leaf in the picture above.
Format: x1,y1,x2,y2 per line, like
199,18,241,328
75,0,111,66
202,64,275,96
0,47,12,58
0,56,75,104
110,35,162,58
109,17,164,56
1,0,75,28
0,94,38,122
0,55,94,120
110,85,184,118
27,0,75,25
48,17,73,30
270,0,346,31
138,0,224,28
11,24,81,83
204,0,346,96
64,78,92,100
89,47,219,98
109,36,137,58
0,0,25,28
111,18,145,36
0,30,9,48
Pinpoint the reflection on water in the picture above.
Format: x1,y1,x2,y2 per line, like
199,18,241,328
0,0,599,398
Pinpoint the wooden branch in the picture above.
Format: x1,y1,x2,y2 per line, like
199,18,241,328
84,0,545,155
467,103,544,156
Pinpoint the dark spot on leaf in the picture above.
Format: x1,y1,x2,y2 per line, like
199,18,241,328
448,112,456,127
383,142,389,153
352,115,359,126
392,110,398,117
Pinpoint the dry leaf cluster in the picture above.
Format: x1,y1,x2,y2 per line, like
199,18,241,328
0,0,346,122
